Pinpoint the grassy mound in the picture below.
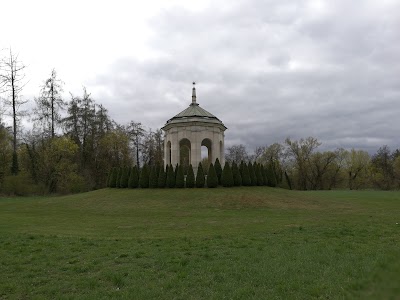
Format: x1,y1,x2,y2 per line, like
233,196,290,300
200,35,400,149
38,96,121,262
0,187,399,299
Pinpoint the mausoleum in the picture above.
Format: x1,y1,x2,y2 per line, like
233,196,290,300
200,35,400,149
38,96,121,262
162,83,227,174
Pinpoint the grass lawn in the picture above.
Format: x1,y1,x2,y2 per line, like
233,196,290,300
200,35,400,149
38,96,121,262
0,187,399,299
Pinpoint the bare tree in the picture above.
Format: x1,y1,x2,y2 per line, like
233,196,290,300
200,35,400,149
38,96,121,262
0,49,27,174
285,137,321,190
34,69,65,138
128,121,145,168
225,144,249,164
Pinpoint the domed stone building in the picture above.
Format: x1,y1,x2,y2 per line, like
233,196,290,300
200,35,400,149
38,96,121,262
162,83,227,174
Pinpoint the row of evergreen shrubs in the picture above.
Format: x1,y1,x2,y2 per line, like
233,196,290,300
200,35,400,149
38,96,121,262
107,158,281,189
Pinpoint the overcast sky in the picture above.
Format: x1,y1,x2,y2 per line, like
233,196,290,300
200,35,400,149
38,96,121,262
1,0,399,153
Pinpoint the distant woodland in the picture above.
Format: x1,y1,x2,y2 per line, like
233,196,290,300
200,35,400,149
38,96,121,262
1,49,400,195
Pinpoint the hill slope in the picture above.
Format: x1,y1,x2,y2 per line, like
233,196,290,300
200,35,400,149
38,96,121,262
0,187,399,299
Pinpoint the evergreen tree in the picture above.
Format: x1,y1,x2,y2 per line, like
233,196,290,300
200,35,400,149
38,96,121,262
248,162,257,186
167,164,175,188
266,162,277,187
119,167,129,188
174,163,179,180
155,163,161,183
256,163,263,186
116,167,123,188
106,169,112,187
196,162,205,188
175,165,184,188
207,163,218,188
128,166,139,188
214,158,222,185
221,162,234,187
186,164,195,188
139,164,150,188
242,163,251,186
239,161,245,178
261,165,268,186
149,165,158,188
109,167,118,188
232,162,242,186
285,171,292,190
158,166,166,188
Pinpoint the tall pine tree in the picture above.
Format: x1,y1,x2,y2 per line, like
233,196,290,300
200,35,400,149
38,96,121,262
186,164,195,188
214,158,222,185
242,163,251,186
139,164,150,188
119,167,129,188
207,163,218,188
158,166,166,188
221,162,234,187
248,162,257,186
232,162,242,186
128,166,139,188
167,164,175,188
175,165,185,188
109,167,118,188
149,165,158,188
196,162,205,188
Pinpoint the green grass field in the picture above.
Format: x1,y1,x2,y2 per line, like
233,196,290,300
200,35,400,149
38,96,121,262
0,187,399,299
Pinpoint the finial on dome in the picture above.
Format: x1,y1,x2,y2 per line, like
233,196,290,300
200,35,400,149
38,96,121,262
191,82,198,105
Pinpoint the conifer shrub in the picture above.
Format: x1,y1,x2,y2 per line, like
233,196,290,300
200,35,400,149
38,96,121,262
239,161,245,178
155,163,161,182
175,165,185,188
128,166,139,188
186,164,195,188
158,166,166,188
109,167,118,188
214,158,222,185
266,163,277,187
149,165,158,188
196,162,205,188
127,167,131,181
232,162,242,186
139,164,150,188
116,168,123,188
248,162,257,186
106,170,112,187
241,163,251,186
256,164,263,186
285,171,292,190
119,167,129,188
167,164,175,188
261,165,268,185
174,163,179,180
207,163,218,188
221,162,234,187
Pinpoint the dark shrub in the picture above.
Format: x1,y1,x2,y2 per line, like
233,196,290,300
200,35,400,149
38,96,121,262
186,164,195,188
207,163,218,188
196,162,205,188
221,162,234,187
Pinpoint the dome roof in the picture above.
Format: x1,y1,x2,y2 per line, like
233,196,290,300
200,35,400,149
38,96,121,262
162,84,226,130
169,103,220,121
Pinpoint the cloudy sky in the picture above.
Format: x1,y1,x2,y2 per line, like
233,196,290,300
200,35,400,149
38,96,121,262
1,0,399,153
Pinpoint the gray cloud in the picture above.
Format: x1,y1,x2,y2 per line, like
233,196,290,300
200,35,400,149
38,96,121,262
89,0,400,154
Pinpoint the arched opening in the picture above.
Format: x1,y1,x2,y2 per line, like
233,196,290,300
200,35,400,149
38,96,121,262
179,138,191,172
166,141,172,165
201,138,212,174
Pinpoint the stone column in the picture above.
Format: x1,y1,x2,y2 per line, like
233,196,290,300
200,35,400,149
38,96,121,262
170,132,179,167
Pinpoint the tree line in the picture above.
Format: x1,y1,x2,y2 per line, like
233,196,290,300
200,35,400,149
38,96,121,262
1,49,399,194
0,49,163,195
226,138,400,190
